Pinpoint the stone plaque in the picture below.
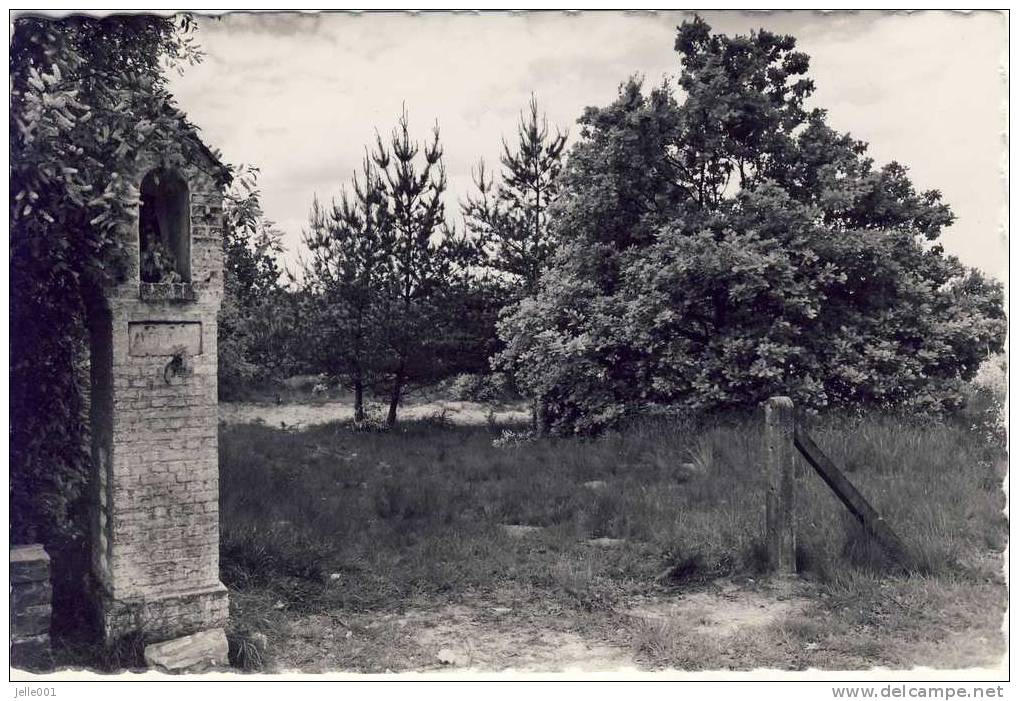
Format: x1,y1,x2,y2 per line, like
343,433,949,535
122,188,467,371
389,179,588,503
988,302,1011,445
128,321,203,357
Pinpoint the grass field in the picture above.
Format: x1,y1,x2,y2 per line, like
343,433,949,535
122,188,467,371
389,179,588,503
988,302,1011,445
217,409,1007,672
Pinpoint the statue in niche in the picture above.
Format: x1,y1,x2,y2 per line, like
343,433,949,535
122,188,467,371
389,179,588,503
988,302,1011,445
139,168,191,284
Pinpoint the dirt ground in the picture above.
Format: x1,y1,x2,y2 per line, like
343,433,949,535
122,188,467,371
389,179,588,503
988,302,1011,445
261,579,1006,674
264,580,812,674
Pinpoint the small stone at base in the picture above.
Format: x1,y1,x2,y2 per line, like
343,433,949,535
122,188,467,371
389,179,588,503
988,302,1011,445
144,628,228,673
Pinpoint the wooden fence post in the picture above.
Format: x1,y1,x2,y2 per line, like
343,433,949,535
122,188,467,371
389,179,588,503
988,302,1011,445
764,396,797,575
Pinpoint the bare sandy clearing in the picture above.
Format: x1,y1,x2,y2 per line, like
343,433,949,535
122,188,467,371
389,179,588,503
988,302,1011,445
219,399,531,429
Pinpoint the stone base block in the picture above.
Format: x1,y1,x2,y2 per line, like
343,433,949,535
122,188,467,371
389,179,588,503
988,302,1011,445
10,634,51,669
12,603,52,638
11,545,50,584
98,582,229,644
11,580,53,609
144,628,228,673
11,544,53,670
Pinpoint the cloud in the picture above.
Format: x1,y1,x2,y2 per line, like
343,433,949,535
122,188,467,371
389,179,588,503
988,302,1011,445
167,10,1007,279
795,11,1008,278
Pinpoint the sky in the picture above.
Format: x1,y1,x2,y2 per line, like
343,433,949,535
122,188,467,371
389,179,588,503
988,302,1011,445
167,10,1008,279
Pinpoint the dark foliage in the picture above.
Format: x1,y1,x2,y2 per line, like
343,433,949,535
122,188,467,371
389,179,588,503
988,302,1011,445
10,14,207,542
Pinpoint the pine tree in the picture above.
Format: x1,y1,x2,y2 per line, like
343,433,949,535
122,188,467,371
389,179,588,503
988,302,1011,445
463,96,567,431
372,108,452,427
301,154,391,421
463,96,568,296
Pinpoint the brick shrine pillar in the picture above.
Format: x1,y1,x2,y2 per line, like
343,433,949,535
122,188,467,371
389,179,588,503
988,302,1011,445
87,146,229,645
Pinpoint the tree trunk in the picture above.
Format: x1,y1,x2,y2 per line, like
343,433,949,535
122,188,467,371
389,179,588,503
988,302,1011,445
532,396,551,436
387,373,402,428
353,378,364,422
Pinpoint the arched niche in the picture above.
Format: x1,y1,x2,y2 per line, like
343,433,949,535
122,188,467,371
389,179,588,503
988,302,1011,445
139,168,191,283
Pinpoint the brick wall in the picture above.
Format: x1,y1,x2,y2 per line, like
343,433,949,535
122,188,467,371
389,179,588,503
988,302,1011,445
89,148,229,642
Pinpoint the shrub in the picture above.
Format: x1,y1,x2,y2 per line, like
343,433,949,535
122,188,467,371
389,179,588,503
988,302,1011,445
449,372,512,404
960,352,1007,440
350,402,390,433
492,428,536,448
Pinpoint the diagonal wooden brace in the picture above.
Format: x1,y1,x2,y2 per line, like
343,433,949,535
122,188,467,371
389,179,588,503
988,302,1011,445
793,427,910,565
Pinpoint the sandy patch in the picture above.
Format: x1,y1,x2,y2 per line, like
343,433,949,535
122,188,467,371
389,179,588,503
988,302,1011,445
626,586,807,637
500,524,545,538
219,400,531,429
406,605,636,673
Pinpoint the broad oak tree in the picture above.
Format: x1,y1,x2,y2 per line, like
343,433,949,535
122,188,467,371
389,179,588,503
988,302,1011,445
497,17,1005,435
